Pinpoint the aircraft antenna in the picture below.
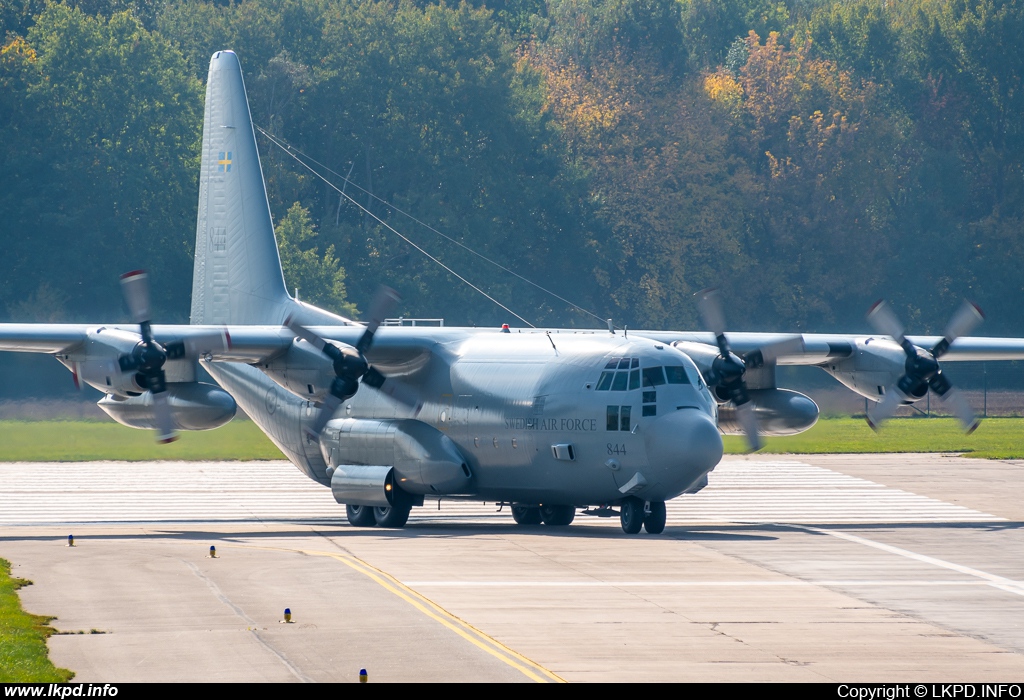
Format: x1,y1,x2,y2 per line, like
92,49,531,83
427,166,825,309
258,128,536,328
256,126,614,329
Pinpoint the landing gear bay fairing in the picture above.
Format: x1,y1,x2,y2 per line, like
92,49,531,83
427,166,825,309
3,52,1023,534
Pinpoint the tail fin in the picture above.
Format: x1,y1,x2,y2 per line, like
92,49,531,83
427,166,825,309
190,50,293,326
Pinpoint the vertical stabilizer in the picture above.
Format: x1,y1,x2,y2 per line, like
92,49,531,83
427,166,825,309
190,50,291,326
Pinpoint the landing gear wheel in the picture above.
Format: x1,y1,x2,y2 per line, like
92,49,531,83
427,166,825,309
643,501,667,534
373,502,411,528
620,497,644,534
346,504,376,527
540,504,575,526
511,505,543,525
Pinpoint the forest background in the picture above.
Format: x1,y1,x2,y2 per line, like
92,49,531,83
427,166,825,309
2,0,1023,346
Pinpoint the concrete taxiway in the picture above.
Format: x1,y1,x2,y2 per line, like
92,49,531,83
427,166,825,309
3,454,1024,682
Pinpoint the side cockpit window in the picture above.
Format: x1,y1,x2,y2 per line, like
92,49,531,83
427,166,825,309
664,366,690,384
641,366,666,387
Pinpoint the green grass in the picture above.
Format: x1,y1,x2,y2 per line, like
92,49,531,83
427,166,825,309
724,416,1024,458
0,417,1021,461
0,419,284,461
0,559,74,682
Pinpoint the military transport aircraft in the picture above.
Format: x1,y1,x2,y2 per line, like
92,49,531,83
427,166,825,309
3,51,1024,534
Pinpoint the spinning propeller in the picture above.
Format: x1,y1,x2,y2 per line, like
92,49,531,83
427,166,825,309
696,288,805,452
285,286,421,440
116,271,229,443
865,300,983,433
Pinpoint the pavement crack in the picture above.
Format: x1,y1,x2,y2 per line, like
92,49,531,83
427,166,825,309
181,558,313,683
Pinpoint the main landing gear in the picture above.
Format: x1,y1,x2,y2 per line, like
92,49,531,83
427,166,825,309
345,487,414,529
619,497,666,534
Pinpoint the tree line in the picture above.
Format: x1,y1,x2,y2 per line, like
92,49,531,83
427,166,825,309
1,0,1022,337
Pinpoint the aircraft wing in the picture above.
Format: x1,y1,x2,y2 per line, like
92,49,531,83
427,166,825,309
0,324,91,353
636,331,1024,364
0,323,446,368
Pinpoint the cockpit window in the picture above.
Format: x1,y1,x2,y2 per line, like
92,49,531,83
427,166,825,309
664,366,690,384
642,367,666,387
628,369,640,390
611,371,629,391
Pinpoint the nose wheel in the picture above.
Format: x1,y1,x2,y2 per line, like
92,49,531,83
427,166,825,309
511,504,543,525
619,498,666,534
643,501,666,534
620,497,645,534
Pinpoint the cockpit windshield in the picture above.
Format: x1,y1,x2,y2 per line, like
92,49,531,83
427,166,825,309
596,358,693,391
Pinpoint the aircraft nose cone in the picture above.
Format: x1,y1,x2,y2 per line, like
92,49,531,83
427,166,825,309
644,408,723,490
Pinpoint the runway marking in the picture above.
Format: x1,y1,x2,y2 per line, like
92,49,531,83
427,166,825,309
0,459,1003,525
796,525,1024,597
401,580,1003,588
233,544,565,684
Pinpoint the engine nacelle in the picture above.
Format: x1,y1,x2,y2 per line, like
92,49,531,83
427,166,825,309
320,418,473,497
97,382,237,431
330,464,394,507
819,338,906,401
261,337,339,401
717,388,819,436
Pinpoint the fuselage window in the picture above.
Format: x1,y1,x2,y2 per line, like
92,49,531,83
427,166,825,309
642,367,666,387
642,405,657,417
607,405,633,431
606,405,619,431
664,366,690,384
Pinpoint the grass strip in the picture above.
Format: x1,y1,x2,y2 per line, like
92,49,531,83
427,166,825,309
724,416,1024,458
0,558,73,682
0,419,284,461
0,417,1021,461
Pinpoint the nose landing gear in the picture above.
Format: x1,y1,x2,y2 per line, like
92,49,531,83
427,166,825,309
619,497,666,534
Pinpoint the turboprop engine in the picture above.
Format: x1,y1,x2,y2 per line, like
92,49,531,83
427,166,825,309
716,388,818,436
97,382,236,431
320,418,473,506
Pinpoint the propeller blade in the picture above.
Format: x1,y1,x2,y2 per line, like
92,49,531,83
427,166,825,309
305,392,342,440
284,315,327,352
151,387,178,444
363,367,423,413
120,270,152,325
734,400,762,452
866,387,904,431
356,286,400,354
936,301,984,357
867,300,906,345
938,387,980,434
165,330,231,360
746,336,805,368
696,288,727,338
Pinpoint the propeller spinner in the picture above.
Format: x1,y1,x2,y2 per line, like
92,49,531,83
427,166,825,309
865,300,983,433
697,288,804,452
117,270,229,443
286,286,421,439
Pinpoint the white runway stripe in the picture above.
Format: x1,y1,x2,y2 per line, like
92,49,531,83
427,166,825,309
0,459,1003,526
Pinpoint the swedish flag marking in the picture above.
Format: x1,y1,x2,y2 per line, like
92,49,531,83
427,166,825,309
218,151,233,172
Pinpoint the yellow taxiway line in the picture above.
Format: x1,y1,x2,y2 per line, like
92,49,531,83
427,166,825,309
233,543,565,683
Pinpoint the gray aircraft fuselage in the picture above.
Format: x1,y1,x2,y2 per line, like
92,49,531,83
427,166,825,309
205,328,723,507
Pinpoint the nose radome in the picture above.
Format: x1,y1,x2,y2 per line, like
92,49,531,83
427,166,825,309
644,408,723,479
